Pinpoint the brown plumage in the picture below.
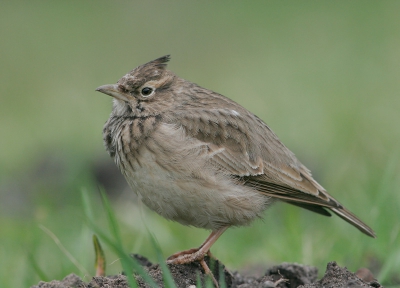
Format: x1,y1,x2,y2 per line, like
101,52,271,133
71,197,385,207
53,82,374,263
96,55,375,283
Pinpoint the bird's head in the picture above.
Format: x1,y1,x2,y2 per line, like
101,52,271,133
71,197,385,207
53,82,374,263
96,55,177,116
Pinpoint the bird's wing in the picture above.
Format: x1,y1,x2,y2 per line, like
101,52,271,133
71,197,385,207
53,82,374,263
165,107,376,237
166,107,336,206
168,106,375,237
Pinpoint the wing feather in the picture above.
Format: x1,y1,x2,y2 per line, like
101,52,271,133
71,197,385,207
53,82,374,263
163,106,375,237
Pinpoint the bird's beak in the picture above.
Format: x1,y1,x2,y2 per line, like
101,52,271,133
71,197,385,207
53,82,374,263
96,84,129,102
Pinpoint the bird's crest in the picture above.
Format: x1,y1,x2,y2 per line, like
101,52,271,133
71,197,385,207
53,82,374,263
118,55,171,89
146,55,171,70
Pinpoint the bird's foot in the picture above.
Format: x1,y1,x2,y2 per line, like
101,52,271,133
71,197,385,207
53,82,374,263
167,249,219,287
165,228,229,287
166,248,214,264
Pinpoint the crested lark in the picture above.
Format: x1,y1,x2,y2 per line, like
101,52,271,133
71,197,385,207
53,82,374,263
96,55,375,276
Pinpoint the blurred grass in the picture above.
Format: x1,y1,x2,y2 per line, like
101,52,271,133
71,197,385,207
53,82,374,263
84,189,158,288
0,1,399,287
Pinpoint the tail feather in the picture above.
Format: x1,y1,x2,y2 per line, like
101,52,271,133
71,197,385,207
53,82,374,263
331,207,376,238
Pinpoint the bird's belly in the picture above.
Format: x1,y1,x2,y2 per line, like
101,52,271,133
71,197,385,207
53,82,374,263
120,149,272,230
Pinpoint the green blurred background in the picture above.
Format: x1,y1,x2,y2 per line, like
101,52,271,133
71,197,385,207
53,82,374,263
1,1,399,287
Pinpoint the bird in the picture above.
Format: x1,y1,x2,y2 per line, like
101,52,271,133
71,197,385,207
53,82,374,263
96,55,375,281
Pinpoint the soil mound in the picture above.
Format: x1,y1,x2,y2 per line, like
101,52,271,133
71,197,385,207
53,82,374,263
31,255,381,288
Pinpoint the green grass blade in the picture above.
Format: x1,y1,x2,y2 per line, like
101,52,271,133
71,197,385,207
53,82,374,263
91,225,139,287
218,264,226,288
378,249,400,283
148,232,177,288
39,224,90,276
99,188,122,245
196,272,202,287
27,252,49,282
81,188,95,224
93,234,106,276
81,188,159,288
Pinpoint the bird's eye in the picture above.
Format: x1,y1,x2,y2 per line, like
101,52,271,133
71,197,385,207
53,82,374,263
141,87,154,97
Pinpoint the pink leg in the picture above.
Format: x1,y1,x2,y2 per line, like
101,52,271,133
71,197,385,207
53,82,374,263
166,226,228,264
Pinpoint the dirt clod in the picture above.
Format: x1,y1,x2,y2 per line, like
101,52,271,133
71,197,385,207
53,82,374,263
298,262,382,288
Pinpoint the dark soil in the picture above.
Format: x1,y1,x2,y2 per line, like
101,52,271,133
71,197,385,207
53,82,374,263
31,254,382,288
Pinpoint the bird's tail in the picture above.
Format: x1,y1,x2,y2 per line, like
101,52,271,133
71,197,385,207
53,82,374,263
331,207,376,238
